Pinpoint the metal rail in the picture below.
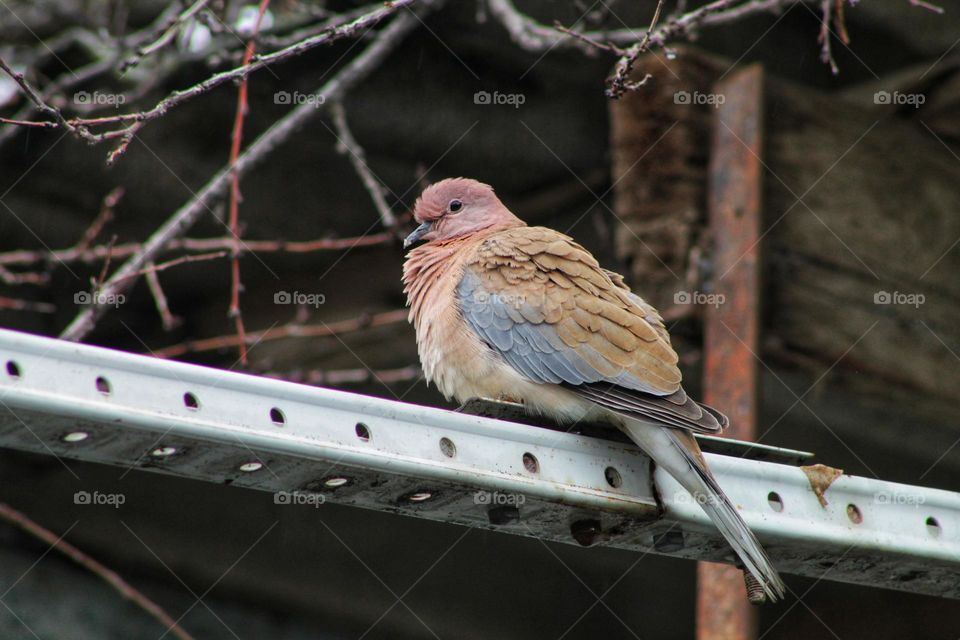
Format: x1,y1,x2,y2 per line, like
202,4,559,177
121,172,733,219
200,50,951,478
0,328,956,598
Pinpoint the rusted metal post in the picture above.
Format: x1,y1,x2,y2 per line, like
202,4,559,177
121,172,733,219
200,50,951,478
697,64,765,640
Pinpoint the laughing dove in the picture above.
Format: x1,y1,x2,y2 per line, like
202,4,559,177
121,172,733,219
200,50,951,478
402,177,785,601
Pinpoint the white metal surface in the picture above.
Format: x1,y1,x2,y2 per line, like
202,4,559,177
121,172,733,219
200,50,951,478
0,328,956,598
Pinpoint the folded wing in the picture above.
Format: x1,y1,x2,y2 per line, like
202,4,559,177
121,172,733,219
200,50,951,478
458,226,727,433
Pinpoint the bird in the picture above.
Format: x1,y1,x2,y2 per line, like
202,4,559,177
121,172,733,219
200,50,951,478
402,177,785,601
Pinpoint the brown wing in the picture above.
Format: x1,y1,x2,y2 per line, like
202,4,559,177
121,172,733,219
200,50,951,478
458,226,726,433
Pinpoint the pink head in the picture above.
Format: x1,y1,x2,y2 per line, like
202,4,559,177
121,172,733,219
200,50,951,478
404,178,521,248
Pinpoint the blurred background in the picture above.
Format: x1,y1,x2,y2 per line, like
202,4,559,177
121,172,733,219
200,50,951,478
0,0,959,638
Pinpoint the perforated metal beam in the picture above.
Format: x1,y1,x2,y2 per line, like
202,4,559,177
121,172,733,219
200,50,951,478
0,328,957,598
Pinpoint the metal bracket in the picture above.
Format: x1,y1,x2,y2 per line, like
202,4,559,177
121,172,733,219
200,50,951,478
0,328,957,598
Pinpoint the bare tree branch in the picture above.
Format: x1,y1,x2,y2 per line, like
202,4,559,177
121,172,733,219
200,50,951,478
0,502,196,640
330,101,398,230
122,0,212,71
818,0,839,75
0,232,395,272
144,263,181,331
0,0,418,160
76,187,123,253
0,296,55,313
226,0,273,366
492,0,938,89
270,365,421,386
0,57,99,143
150,308,410,359
607,0,666,98
59,1,439,342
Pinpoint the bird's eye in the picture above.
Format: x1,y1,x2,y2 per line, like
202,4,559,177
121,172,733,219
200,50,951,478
448,199,463,213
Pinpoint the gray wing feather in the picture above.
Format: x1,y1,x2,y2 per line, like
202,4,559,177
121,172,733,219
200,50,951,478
459,271,657,392
457,270,726,433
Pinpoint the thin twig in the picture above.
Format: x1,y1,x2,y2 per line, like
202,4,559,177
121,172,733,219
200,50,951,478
834,0,850,45
270,365,421,386
818,0,838,75
0,58,98,143
0,116,57,128
94,236,117,290
0,55,112,148
59,2,438,343
0,296,55,313
908,0,945,13
76,187,124,253
150,308,409,359
0,232,395,270
0,502,196,640
330,101,397,229
0,264,48,286
124,0,211,70
226,0,272,366
607,0,665,98
114,251,229,284
552,22,623,54
144,264,180,331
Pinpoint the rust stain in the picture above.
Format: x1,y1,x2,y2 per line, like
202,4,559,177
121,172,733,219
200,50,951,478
801,463,844,507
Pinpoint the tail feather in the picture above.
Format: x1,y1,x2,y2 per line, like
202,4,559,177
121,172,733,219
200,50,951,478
621,419,786,601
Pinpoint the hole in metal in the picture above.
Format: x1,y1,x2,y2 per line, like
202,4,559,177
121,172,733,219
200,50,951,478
324,477,350,488
62,431,89,443
239,462,263,472
439,437,456,458
151,446,177,458
926,516,941,537
767,491,784,512
95,376,111,395
407,491,433,502
604,466,622,488
6,361,20,378
522,452,539,474
183,392,199,409
847,503,863,524
355,422,370,441
270,408,285,425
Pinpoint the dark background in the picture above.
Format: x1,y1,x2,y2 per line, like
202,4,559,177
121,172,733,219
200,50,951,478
1,1,959,638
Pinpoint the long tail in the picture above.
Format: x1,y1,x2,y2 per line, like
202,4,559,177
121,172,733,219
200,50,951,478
621,418,786,601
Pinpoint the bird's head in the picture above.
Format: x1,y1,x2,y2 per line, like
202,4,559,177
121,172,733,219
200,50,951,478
404,178,521,249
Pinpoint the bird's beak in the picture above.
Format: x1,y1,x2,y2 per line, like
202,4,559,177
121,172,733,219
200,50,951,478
403,221,433,249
